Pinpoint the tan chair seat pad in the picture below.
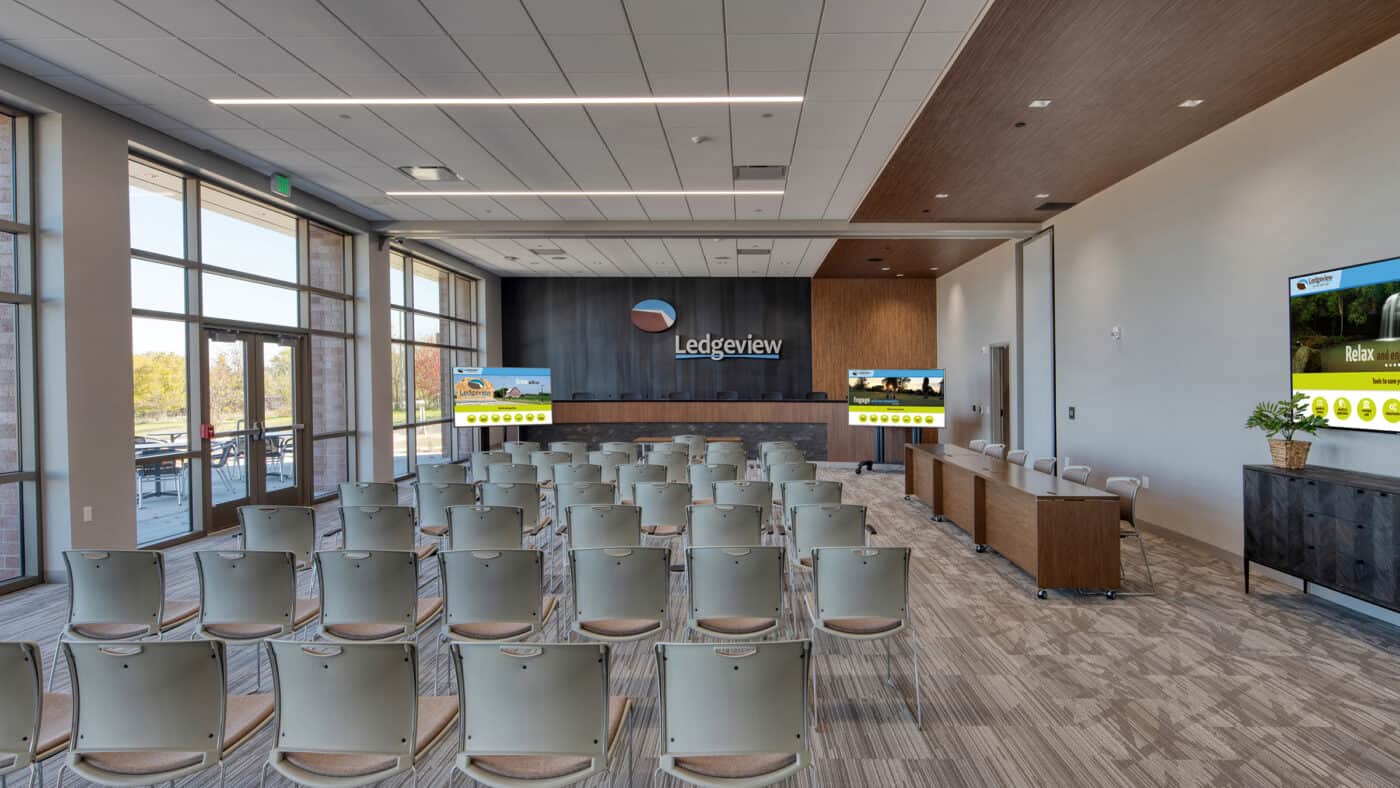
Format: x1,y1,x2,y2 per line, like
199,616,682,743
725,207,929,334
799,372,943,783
417,597,445,626
293,598,320,628
420,524,449,537
798,556,812,567
471,697,628,781
161,599,201,630
692,497,714,505
283,696,456,778
415,543,439,561
618,499,633,506
324,598,441,640
38,693,73,757
224,693,275,751
203,598,316,639
696,616,777,636
579,618,662,638
822,616,902,635
642,525,682,536
674,752,798,779
71,622,149,640
448,596,557,640
79,694,272,776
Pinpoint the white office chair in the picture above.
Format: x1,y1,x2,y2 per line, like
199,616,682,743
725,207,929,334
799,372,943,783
600,441,641,464
437,549,556,691
762,449,806,478
338,481,398,507
479,482,549,545
314,550,443,644
503,441,541,465
555,482,615,538
968,439,986,453
713,481,775,536
487,462,539,486
553,463,603,486
0,641,69,788
587,450,628,485
417,461,468,484
339,505,438,563
686,504,764,549
567,547,670,642
767,464,817,505
530,451,572,487
647,449,689,483
982,443,1007,460
1006,449,1029,466
565,505,643,552
688,463,738,504
634,482,691,540
672,435,708,463
414,482,475,549
781,480,842,534
756,440,796,458
193,549,318,689
1032,457,1057,475
616,464,666,505
1062,465,1092,485
470,450,511,483
548,441,589,465
1106,476,1155,594
448,505,524,551
686,546,787,640
705,443,747,473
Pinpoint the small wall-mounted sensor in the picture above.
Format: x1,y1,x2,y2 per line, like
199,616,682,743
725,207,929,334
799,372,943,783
1068,406,1076,420
1110,325,1122,340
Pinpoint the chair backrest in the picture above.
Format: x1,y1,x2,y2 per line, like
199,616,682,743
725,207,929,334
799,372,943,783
686,545,784,624
548,441,589,464
806,391,829,401
767,462,817,489
705,443,747,469
194,550,297,636
1006,450,1029,466
569,547,670,627
647,449,689,483
618,392,642,401
587,450,628,484
634,482,691,529
566,505,642,550
267,641,417,768
600,441,640,464
665,391,690,401
417,461,468,484
65,640,226,768
655,641,810,763
811,546,911,625
782,480,842,521
968,439,986,452
340,505,418,551
315,550,419,632
982,443,1007,460
487,463,538,485
762,447,805,470
715,390,739,400
478,482,543,530
687,504,763,548
438,549,548,637
757,440,796,457
453,643,611,765
791,504,867,561
687,463,738,502
571,392,596,401
760,391,784,401
0,641,44,770
672,435,707,459
62,549,165,636
553,463,603,485
1032,457,1057,475
557,483,615,527
448,505,524,551
1105,476,1141,524
339,481,398,507
1062,465,1092,485
530,451,572,485
414,482,476,528
238,505,315,568
470,451,511,483
503,441,540,464
616,463,666,503
713,481,774,529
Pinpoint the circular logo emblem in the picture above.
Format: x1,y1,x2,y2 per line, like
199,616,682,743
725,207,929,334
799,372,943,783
1310,397,1328,418
1334,397,1352,419
631,299,676,333
1384,399,1400,424
1357,398,1376,422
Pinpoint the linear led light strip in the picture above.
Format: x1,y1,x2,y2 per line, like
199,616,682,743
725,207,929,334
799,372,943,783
210,95,803,106
387,190,783,197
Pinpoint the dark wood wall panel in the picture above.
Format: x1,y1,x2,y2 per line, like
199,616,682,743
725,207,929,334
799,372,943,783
501,278,812,400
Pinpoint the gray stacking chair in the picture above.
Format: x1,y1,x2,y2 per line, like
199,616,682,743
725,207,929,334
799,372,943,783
0,641,69,788
50,549,199,690
530,450,572,487
339,481,398,507
263,641,456,787
556,482,615,531
504,441,541,465
756,440,796,458
806,546,921,731
968,439,986,452
1106,476,1155,594
688,463,738,504
1062,465,1092,485
766,463,817,504
193,549,318,689
549,441,589,465
704,442,747,472
59,640,273,787
1032,457,1057,475
686,504,764,549
470,450,511,483
553,463,603,486
685,546,787,640
451,643,632,787
340,505,438,563
587,450,628,485
1006,450,1029,466
601,441,641,464
713,481,775,536
448,505,524,551
314,550,443,643
647,448,689,483
238,505,317,574
488,462,539,485
414,482,475,548
634,482,691,540
479,482,549,545
567,547,671,642
673,435,708,462
566,505,643,552
761,448,805,477
654,641,813,787
417,461,468,484
436,549,556,679
616,463,666,505
781,480,842,534
982,443,1007,460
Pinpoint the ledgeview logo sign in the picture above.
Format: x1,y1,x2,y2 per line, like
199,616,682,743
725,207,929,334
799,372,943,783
674,333,783,361
1290,270,1342,297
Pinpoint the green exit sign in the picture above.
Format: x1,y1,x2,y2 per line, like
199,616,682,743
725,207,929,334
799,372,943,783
269,173,292,198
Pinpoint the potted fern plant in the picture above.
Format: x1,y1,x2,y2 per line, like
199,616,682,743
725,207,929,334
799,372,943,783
1245,392,1328,469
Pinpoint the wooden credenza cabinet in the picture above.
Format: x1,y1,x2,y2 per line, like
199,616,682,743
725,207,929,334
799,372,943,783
1243,464,1399,612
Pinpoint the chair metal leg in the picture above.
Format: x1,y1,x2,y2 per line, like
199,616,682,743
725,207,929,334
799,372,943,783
811,629,823,734
259,760,269,787
54,764,65,788
884,637,894,688
1136,532,1156,592
46,638,63,691
908,627,924,730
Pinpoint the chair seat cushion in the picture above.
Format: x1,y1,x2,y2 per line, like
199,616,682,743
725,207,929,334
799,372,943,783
293,598,320,628
420,524,449,537
71,621,149,640
822,616,903,635
579,618,662,638
618,499,633,506
673,753,798,779
642,525,682,536
449,596,557,640
223,693,275,752
692,497,714,506
283,696,456,777
204,598,317,639
161,599,201,630
37,693,72,758
798,556,812,567
696,616,776,635
415,543,438,561
325,599,441,640
471,697,629,780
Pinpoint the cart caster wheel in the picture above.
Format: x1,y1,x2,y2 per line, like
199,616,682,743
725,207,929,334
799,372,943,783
1036,589,1047,600
1105,590,1116,600
975,544,987,553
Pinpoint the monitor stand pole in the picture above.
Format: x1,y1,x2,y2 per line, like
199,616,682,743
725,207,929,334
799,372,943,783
855,426,885,475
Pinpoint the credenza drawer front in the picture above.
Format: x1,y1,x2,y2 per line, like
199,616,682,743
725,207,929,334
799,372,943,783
1302,512,1398,607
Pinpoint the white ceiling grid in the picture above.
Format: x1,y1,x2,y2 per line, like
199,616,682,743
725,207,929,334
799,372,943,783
0,0,987,276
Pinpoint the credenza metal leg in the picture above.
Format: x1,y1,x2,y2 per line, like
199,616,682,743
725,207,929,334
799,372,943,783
975,544,987,553
1036,589,1047,599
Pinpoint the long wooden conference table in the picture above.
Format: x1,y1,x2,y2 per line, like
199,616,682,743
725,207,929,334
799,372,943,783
905,443,1123,597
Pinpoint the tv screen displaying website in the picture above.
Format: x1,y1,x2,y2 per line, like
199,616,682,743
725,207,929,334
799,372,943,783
1290,255,1400,433
453,367,553,426
847,369,946,427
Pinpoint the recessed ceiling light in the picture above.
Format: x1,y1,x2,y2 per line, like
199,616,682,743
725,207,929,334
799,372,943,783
398,165,460,182
880,266,891,271
211,95,804,107
388,189,782,197
1178,99,1204,108
1028,99,1052,108
929,267,939,271
934,193,949,199
895,273,905,278
1035,193,1051,199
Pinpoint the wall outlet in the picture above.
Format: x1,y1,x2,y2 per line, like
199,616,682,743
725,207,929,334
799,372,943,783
1141,476,1150,489
82,506,93,523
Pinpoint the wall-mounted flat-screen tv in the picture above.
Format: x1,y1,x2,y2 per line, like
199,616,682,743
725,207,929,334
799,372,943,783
453,367,553,426
847,369,945,427
1290,256,1400,433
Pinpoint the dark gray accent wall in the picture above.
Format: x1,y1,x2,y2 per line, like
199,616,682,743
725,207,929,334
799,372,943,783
501,278,813,399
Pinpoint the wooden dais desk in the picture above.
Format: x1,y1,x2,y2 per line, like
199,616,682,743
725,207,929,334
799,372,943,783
905,443,1122,598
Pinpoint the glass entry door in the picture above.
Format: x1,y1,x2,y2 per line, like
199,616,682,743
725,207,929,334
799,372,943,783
206,329,306,530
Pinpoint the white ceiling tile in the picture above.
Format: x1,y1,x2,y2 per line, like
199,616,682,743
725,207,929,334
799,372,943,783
820,0,924,33
420,0,535,35
401,72,496,95
811,33,906,71
97,37,232,75
624,2,722,35
106,103,187,132
732,123,796,165
20,0,167,38
0,1,78,38
894,32,962,70
6,38,146,75
647,71,727,97
881,69,940,100
319,0,443,36
793,100,875,148
544,35,641,74
218,0,352,36
727,71,807,95
161,72,265,99
686,196,734,220
634,35,724,73
804,70,890,101
522,0,629,36
442,105,527,132
586,197,648,220
730,103,800,128
120,1,263,36
364,36,476,75
663,238,708,275
332,74,426,96
247,73,341,97
204,126,295,149
539,197,603,219
609,144,681,188
566,72,650,94
588,106,665,137
268,36,395,75
668,132,732,189
724,0,822,34
637,196,690,219
220,105,323,129
183,37,314,76
656,103,728,129
735,194,783,218
92,73,200,105
143,99,255,129
39,74,132,105
726,35,815,71
915,0,988,32
452,34,556,74
0,41,69,76
485,72,572,96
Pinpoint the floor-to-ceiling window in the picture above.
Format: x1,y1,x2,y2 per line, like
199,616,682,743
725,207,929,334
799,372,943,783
129,156,355,545
0,106,39,592
389,250,480,477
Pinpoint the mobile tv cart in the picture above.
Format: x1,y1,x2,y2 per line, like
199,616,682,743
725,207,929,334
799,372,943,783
856,426,921,474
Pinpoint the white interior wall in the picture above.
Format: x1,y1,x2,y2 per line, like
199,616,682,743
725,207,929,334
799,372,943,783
1017,231,1056,461
935,241,1018,448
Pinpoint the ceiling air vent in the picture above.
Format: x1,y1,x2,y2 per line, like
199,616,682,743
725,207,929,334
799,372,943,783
1035,200,1077,212
530,248,566,257
397,165,461,182
736,248,771,255
733,164,788,181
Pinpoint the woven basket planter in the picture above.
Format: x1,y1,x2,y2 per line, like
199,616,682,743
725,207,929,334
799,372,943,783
1268,439,1311,470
